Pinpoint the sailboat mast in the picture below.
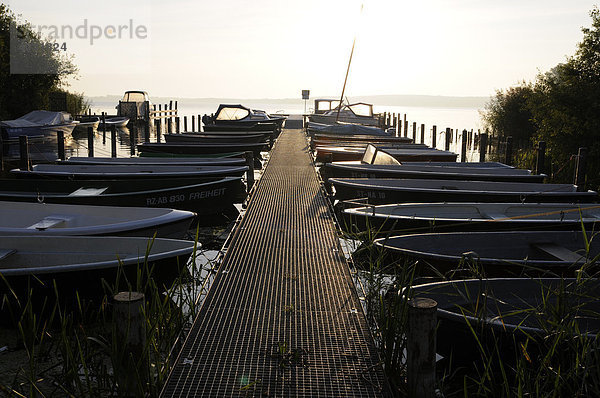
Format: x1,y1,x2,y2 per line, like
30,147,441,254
336,38,356,123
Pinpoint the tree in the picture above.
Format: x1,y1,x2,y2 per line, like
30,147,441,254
0,4,80,119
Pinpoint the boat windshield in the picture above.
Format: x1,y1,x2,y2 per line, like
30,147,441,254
347,103,373,117
121,92,147,102
315,100,341,113
216,107,251,121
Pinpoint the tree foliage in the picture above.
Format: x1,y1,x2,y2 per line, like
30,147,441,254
0,4,82,120
481,7,600,189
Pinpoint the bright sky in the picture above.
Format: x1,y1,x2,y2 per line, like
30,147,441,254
7,0,598,98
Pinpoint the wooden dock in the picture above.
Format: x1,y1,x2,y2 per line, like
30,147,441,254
161,126,388,397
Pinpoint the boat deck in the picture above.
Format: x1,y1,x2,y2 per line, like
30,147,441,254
161,128,388,397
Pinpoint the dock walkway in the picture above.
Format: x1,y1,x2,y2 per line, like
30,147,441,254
161,127,388,397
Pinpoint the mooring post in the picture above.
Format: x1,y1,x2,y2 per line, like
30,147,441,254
575,147,588,191
407,297,437,398
412,122,417,141
87,126,94,157
479,133,488,163
129,125,136,156
57,131,65,160
403,114,408,137
245,151,255,191
111,125,117,157
198,115,202,131
113,292,147,397
0,136,4,171
536,141,546,176
167,118,172,135
101,112,106,134
184,116,188,133
175,117,180,134
169,100,173,113
505,136,513,166
420,124,425,144
461,129,467,162
156,119,162,143
432,126,437,149
144,122,150,143
191,115,195,133
18,135,30,171
445,128,451,151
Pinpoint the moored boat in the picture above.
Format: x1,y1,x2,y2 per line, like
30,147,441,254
136,142,269,156
0,110,79,138
315,145,457,162
61,156,247,166
0,201,196,238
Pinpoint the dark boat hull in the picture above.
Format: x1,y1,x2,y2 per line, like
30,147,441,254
137,142,268,156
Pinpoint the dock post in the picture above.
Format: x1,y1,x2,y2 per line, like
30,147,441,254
461,129,467,162
191,115,195,132
57,131,65,160
144,123,150,143
169,100,173,113
445,128,451,151
184,116,188,133
168,118,172,135
156,119,162,143
87,126,94,157
111,125,117,157
420,124,425,144
113,292,147,397
505,136,513,166
407,297,437,398
245,151,255,191
575,147,588,191
412,122,416,141
130,125,136,156
101,112,106,134
175,117,180,134
198,115,201,131
432,126,437,149
18,135,30,171
403,114,408,137
0,137,4,171
479,133,488,162
536,141,546,175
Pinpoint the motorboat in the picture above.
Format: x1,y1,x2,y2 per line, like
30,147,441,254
308,99,382,126
0,110,79,138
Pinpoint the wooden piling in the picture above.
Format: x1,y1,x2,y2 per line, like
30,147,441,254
412,122,416,141
18,135,30,171
175,117,180,134
198,115,202,132
420,124,425,144
461,129,467,162
156,119,162,143
407,297,437,398
536,141,546,176
192,116,195,133
245,151,255,191
479,133,488,163
432,126,437,149
184,116,188,132
57,131,65,160
403,114,408,137
575,147,588,191
111,125,117,158
168,118,172,135
87,127,94,157
0,137,4,171
144,123,150,143
505,136,513,166
445,128,451,151
101,112,106,134
130,125,136,156
113,292,147,397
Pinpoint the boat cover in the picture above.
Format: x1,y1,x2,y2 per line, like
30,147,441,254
1,110,72,128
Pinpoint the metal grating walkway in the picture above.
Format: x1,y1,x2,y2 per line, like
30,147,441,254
161,128,388,397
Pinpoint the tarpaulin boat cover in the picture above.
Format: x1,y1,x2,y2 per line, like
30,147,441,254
307,122,390,136
0,110,72,128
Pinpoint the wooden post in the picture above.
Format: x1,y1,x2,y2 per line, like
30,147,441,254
111,125,117,158
0,136,4,171
412,122,416,141
169,100,173,113
403,114,408,137
431,126,437,149
101,112,106,134
175,100,178,110
407,297,437,398
445,128,451,151
479,133,488,163
198,114,201,131
184,116,188,132
175,117,180,134
87,126,94,157
113,292,147,397
505,136,513,166
156,119,162,143
158,104,162,111
130,125,136,156
575,147,588,191
420,124,425,144
460,130,467,162
191,115,195,133
245,151,255,191
57,131,65,160
18,135,30,171
167,118,172,135
536,141,546,176
144,123,150,143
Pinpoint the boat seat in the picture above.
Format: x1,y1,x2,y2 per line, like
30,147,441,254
27,215,73,230
68,187,108,196
532,242,583,263
0,249,16,261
